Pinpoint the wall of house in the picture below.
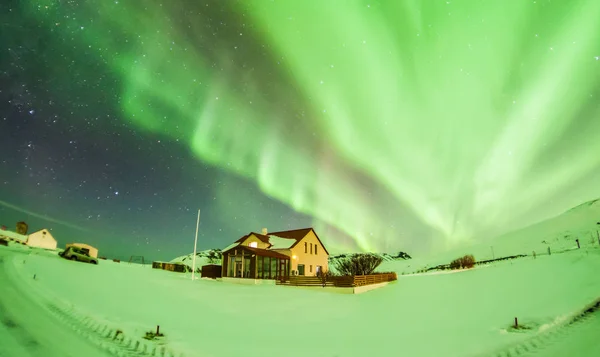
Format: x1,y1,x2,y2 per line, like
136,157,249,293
289,230,328,276
66,243,98,258
26,229,57,250
240,234,270,249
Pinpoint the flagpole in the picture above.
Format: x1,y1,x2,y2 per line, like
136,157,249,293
191,209,200,280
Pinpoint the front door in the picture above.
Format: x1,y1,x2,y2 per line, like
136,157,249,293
298,264,305,276
235,261,243,278
279,259,287,281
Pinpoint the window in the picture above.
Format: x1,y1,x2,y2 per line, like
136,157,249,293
310,265,312,273
257,256,263,279
304,242,307,253
315,245,318,255
310,243,313,254
249,241,258,248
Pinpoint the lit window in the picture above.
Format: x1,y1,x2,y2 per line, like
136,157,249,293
249,242,258,248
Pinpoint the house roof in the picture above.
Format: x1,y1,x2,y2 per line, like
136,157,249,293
235,232,272,246
0,230,28,242
225,227,330,256
223,244,290,260
268,228,330,256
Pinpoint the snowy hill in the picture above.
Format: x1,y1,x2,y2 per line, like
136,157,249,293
328,251,411,265
400,197,600,271
169,249,222,272
489,197,600,257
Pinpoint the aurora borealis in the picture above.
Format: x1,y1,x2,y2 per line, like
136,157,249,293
1,0,600,260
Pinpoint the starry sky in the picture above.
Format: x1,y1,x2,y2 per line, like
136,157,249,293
1,0,599,261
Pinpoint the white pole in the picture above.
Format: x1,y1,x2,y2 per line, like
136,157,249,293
191,209,200,280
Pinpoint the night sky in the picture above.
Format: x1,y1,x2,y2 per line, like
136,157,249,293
1,0,599,262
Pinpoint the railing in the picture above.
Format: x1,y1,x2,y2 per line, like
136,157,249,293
278,272,397,287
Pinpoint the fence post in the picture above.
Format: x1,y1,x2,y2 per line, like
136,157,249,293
533,251,536,259
514,317,518,328
156,325,160,336
547,246,551,255
576,239,580,249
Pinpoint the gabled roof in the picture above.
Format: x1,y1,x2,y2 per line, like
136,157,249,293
235,232,272,247
268,228,330,256
225,227,330,256
222,244,290,260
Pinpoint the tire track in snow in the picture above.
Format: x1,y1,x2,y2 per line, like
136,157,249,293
44,303,184,357
478,297,600,357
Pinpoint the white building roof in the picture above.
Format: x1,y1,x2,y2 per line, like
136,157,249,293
267,235,297,249
0,230,28,242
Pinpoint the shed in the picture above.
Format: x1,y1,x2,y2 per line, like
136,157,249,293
152,261,188,273
201,264,222,279
27,229,57,250
66,243,98,258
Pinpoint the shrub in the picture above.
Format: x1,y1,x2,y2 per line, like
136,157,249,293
332,253,383,276
206,249,222,264
449,254,476,270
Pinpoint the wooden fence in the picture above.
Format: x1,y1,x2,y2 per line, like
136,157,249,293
278,272,397,288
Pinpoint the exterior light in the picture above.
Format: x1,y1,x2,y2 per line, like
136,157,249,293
292,255,297,259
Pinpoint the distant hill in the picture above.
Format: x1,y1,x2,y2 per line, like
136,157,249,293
170,249,222,272
169,249,410,273
328,251,412,269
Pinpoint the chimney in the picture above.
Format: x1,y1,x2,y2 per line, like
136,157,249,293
261,228,268,235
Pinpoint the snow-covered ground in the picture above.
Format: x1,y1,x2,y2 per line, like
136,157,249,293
1,242,599,357
2,200,600,356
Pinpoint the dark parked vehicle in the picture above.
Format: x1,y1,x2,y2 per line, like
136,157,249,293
59,246,98,264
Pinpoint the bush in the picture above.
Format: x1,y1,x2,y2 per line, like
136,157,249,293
333,253,383,276
449,254,476,270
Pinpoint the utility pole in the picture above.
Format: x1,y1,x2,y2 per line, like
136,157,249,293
191,209,201,280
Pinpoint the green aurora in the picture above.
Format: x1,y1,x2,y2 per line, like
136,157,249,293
20,0,600,253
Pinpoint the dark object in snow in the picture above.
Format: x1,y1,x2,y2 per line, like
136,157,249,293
113,259,121,263
547,246,551,255
0,239,7,246
533,251,536,259
113,329,123,340
33,274,36,280
143,325,164,340
576,239,580,249
514,317,518,328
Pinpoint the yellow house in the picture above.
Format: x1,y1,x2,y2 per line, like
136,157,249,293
221,228,329,280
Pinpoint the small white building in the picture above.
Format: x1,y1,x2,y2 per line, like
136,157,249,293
26,229,57,250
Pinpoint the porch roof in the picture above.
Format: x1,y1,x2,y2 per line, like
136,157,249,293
223,245,290,260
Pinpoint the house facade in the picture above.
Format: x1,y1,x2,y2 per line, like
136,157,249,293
221,228,329,280
26,229,57,250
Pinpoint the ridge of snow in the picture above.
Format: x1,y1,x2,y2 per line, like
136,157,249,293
267,235,296,249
